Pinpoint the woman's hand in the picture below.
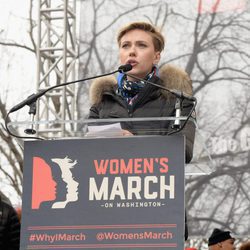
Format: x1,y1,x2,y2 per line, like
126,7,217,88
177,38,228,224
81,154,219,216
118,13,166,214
121,129,133,136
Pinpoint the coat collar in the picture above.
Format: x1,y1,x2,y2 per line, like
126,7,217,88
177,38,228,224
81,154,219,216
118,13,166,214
89,64,193,105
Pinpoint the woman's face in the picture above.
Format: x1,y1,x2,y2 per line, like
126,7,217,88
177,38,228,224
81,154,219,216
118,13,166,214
119,29,161,80
221,239,235,250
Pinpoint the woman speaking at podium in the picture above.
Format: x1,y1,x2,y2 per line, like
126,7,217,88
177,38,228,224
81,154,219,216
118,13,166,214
88,21,196,240
88,21,195,164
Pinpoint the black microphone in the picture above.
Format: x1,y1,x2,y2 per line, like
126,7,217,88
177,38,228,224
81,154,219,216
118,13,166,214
118,64,133,73
9,64,133,113
9,92,46,113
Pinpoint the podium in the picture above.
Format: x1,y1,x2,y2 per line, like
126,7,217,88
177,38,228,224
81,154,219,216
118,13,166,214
6,117,206,249
14,117,188,250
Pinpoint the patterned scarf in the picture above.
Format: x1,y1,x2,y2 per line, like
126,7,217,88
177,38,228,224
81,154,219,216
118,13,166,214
117,66,158,105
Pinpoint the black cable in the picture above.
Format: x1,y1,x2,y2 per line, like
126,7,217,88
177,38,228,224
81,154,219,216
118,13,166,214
4,110,44,140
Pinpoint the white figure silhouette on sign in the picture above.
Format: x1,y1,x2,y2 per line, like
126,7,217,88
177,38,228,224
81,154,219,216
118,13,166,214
51,156,79,209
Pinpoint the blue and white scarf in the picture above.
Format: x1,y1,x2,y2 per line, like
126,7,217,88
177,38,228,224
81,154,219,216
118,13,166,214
117,66,158,105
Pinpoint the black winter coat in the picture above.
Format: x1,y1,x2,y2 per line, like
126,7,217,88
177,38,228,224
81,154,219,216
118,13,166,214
88,65,195,240
0,199,20,250
88,65,196,163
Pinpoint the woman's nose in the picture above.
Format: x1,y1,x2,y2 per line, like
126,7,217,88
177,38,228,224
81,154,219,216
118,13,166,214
129,45,136,56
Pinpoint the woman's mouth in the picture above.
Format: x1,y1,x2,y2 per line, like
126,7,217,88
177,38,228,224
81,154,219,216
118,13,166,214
126,60,138,67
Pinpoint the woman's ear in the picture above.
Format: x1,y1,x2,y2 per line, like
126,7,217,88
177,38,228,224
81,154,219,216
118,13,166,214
153,51,161,65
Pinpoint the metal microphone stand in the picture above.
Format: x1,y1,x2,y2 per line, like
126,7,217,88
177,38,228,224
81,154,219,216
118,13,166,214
172,98,182,130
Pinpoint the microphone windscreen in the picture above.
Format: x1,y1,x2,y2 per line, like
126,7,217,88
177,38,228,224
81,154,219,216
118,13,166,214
118,64,132,73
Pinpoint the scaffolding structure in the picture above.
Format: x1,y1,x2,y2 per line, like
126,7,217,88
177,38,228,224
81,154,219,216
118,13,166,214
36,0,77,138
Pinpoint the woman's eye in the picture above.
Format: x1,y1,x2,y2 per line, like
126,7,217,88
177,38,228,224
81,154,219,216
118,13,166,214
122,44,129,48
138,43,147,47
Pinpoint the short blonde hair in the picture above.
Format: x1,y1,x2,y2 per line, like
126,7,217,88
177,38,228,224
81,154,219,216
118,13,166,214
117,21,165,52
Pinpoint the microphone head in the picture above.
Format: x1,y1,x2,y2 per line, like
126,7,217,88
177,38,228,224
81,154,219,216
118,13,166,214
118,64,132,73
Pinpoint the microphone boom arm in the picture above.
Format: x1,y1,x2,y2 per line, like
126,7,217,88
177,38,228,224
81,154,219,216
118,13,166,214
124,71,197,136
9,70,120,113
125,72,196,102
5,64,133,140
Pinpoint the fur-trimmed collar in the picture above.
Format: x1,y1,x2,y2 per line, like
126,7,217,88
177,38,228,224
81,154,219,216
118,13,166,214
89,64,192,105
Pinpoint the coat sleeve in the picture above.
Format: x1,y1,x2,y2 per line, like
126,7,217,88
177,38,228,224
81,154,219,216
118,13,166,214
1,201,21,249
8,204,21,249
88,105,100,119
